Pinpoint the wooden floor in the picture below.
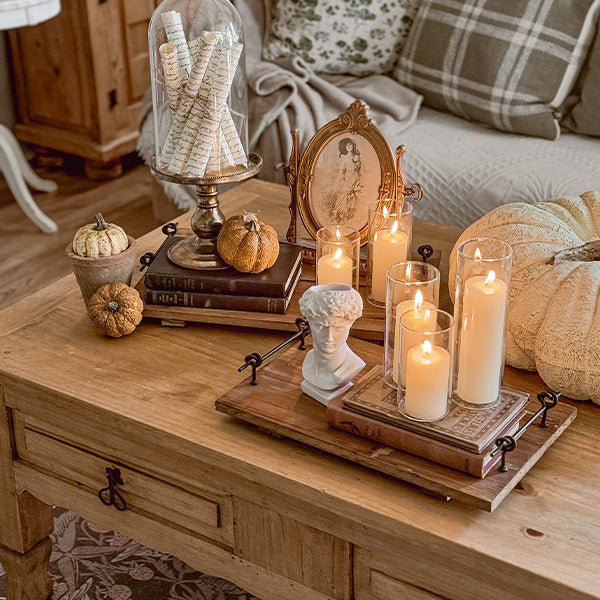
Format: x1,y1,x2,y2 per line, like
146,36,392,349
0,154,169,311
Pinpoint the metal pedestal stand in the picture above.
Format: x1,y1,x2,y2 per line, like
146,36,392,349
151,153,262,270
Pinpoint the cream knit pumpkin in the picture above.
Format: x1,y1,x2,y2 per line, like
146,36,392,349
448,191,600,405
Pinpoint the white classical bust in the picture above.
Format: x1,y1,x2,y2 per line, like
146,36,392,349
298,284,366,406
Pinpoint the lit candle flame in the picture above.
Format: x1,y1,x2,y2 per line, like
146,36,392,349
414,289,423,310
391,220,399,235
422,340,432,355
485,270,496,286
336,227,342,241
333,248,343,262
474,248,482,262
382,205,389,217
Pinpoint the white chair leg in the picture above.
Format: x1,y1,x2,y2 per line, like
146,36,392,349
0,124,58,193
0,125,58,234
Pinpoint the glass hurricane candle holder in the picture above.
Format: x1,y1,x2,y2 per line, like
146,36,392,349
316,225,360,290
383,261,440,388
397,309,454,422
367,200,413,306
453,238,513,409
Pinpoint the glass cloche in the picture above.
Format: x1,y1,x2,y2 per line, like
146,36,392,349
149,0,251,179
148,0,261,270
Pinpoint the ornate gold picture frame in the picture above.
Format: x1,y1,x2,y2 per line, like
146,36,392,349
286,101,396,248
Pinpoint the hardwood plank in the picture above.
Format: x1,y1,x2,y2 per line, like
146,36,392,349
0,387,53,553
234,498,352,599
0,157,162,311
0,538,53,600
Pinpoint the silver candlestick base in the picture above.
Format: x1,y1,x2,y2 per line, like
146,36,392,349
151,153,262,270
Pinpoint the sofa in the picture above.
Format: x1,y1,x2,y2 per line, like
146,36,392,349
139,0,600,230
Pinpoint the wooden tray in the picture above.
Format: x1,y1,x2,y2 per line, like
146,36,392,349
139,269,386,340
215,337,576,512
138,242,445,340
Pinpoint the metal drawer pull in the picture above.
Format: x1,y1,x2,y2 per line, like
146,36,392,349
98,467,127,511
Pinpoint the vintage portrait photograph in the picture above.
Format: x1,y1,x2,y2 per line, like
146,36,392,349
310,132,382,234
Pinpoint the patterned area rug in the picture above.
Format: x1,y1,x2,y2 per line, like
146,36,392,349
0,508,260,600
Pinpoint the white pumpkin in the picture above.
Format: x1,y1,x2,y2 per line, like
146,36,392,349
449,191,600,405
72,213,129,258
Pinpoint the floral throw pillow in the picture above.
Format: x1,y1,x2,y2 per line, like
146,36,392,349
263,0,422,76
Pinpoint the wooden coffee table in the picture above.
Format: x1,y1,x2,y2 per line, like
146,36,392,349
0,179,597,600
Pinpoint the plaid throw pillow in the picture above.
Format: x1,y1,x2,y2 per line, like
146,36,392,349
562,23,600,137
394,0,600,139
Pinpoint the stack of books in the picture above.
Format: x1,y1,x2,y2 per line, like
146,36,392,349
144,237,303,314
327,367,529,477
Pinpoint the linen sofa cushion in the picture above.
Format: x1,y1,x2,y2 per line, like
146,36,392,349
562,23,600,136
393,0,600,140
263,0,421,76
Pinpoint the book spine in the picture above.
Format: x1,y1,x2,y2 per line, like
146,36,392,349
327,404,500,477
145,289,287,313
145,273,287,297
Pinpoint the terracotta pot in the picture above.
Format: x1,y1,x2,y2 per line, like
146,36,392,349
67,235,138,306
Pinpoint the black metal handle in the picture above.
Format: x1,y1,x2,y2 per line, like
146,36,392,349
239,318,310,385
417,244,434,263
98,467,127,511
491,391,560,472
139,222,179,270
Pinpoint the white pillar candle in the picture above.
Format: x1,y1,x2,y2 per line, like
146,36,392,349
457,271,508,404
371,220,408,303
404,340,450,420
317,248,353,286
393,290,437,385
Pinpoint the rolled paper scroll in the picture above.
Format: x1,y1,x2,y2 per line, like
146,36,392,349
159,43,181,112
167,97,211,175
183,41,243,176
177,32,217,117
188,37,201,62
218,128,236,168
220,107,248,168
159,32,218,168
161,11,191,79
205,129,232,175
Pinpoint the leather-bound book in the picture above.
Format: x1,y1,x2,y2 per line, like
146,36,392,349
144,264,301,313
328,397,523,478
145,236,302,297
327,367,528,477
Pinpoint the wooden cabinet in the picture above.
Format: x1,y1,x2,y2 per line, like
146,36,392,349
6,0,158,177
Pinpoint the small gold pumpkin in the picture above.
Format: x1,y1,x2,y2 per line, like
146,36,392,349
72,213,129,258
87,283,143,338
217,213,279,273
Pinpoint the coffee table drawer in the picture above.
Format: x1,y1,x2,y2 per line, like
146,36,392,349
15,425,233,547
354,547,453,600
